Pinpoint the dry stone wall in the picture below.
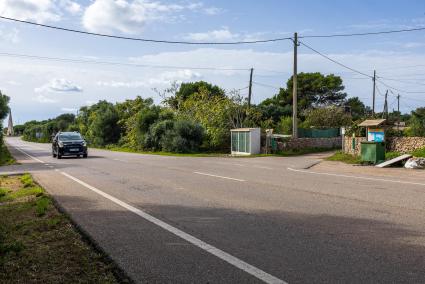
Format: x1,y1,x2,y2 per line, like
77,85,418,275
277,137,342,151
386,137,425,153
343,136,425,155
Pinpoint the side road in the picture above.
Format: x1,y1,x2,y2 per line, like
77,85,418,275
3,137,425,283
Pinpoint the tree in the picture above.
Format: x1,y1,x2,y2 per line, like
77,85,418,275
345,97,369,120
0,91,10,121
257,73,347,123
405,107,425,137
178,86,231,149
164,81,225,110
286,72,347,111
303,106,352,128
85,101,121,146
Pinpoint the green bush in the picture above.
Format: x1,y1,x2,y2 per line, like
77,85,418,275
276,116,292,134
144,119,175,151
412,147,425,157
162,120,205,153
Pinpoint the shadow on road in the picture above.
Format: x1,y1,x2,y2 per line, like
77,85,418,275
50,193,425,284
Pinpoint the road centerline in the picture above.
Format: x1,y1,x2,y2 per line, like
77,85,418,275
193,171,245,182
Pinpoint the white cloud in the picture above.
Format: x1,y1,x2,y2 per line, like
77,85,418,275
82,0,186,34
203,6,222,15
184,27,238,41
33,94,58,104
59,0,81,14
7,80,20,86
97,69,202,88
0,26,19,43
0,0,82,23
82,0,224,34
61,107,77,112
35,78,83,93
182,28,285,43
0,0,61,23
403,42,425,49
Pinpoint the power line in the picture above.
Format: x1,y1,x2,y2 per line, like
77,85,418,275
252,81,281,90
376,76,425,87
298,41,373,78
376,79,425,94
300,26,425,38
0,51,252,71
3,15,425,44
0,16,292,45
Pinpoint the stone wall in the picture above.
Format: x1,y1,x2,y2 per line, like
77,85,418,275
343,136,425,155
343,137,366,155
386,137,425,153
277,137,342,151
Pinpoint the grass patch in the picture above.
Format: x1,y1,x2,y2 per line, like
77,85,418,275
326,151,362,164
35,196,50,216
275,147,337,157
0,143,15,166
385,151,402,160
412,147,425,158
0,174,124,283
20,173,34,188
104,146,227,157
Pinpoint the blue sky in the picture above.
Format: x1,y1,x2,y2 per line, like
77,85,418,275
1,0,425,125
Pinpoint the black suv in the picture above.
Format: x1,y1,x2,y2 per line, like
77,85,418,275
52,132,88,159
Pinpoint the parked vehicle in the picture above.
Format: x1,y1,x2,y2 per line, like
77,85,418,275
52,132,88,159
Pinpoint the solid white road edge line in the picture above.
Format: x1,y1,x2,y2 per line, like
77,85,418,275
11,145,45,163
193,171,245,182
288,167,425,187
13,142,285,284
59,171,284,284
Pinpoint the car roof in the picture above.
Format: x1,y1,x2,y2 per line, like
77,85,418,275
58,132,81,135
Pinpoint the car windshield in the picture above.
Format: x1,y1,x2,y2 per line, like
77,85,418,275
59,133,82,141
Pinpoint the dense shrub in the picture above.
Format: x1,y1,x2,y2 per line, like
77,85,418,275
162,120,204,153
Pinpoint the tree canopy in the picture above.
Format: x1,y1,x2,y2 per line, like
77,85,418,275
164,81,225,110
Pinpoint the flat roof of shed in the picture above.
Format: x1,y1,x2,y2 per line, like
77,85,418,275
358,119,387,127
231,128,259,131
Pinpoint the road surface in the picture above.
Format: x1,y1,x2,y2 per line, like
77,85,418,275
2,137,425,283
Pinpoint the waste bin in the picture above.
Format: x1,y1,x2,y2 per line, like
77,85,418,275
361,141,385,164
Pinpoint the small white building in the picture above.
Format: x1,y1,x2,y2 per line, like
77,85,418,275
231,128,261,155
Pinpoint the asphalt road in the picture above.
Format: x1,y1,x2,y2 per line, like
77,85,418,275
2,137,425,283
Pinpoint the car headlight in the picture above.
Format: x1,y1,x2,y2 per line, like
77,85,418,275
82,141,87,147
58,141,64,148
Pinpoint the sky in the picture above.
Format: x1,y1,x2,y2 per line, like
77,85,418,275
1,0,425,126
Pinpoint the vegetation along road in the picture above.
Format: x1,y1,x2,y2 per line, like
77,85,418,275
3,137,425,283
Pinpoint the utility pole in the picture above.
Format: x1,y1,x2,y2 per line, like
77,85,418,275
397,94,400,114
248,68,253,108
292,32,298,138
397,93,400,131
372,70,376,117
383,90,388,119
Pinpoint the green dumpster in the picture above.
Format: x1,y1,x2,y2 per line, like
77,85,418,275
361,141,385,164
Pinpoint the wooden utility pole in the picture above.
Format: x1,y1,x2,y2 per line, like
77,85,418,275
292,32,298,138
383,90,388,119
248,68,253,108
397,94,400,113
372,70,376,117
397,94,400,131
